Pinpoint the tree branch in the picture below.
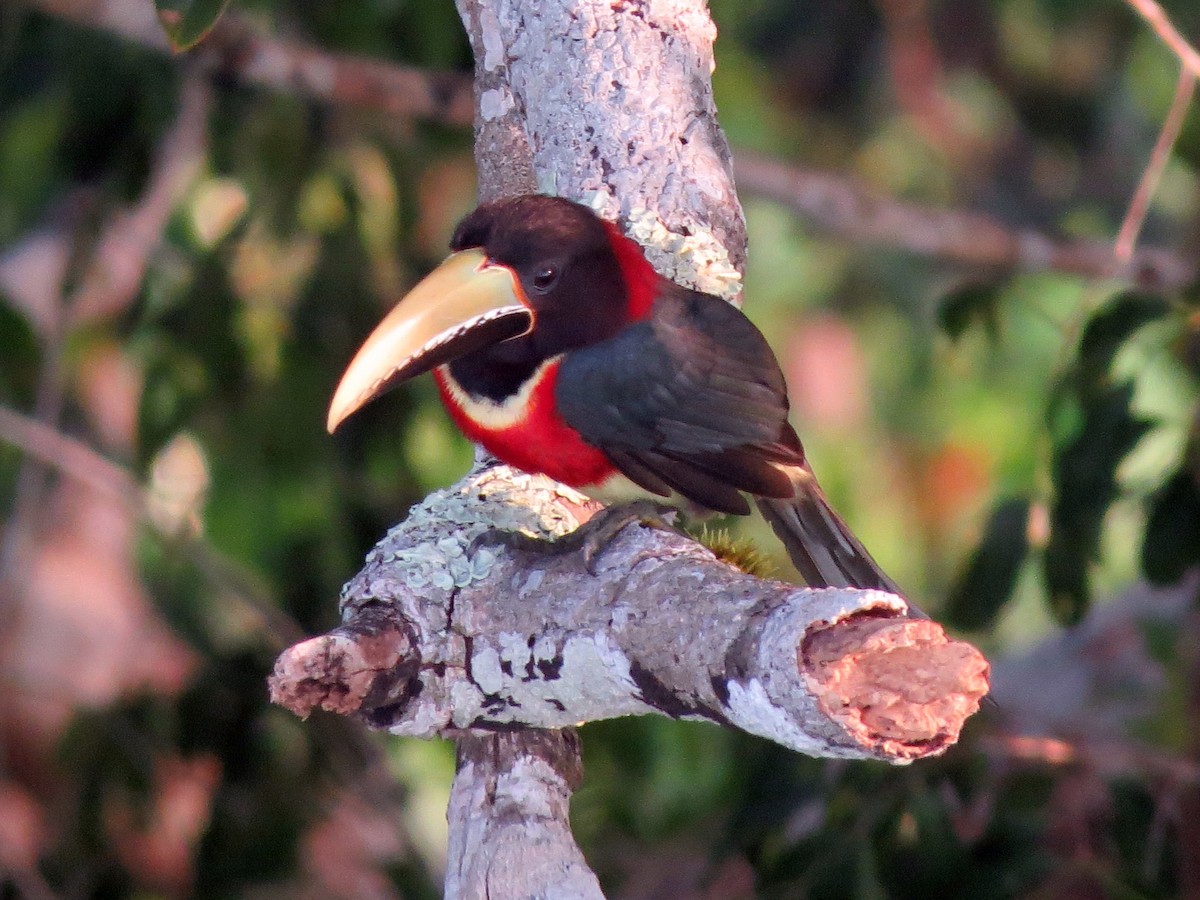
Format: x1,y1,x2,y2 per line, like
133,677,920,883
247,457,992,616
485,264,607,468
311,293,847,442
24,0,1196,292
21,0,474,126
1124,0,1200,82
732,151,1197,292
268,463,988,759
1114,68,1196,266
446,731,603,899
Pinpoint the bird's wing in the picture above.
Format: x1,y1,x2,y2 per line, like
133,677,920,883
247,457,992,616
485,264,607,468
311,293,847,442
556,287,805,514
557,285,914,605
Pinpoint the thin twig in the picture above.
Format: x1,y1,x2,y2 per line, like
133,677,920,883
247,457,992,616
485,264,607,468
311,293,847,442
1125,0,1200,82
69,72,210,324
1114,67,1197,265
733,152,1197,291
0,404,305,647
0,407,136,503
982,731,1200,785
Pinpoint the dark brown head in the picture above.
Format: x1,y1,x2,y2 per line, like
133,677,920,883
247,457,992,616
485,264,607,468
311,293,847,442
443,195,647,400
327,195,656,428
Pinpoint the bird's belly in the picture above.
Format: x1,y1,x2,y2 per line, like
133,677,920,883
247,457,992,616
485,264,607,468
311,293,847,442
580,470,669,504
475,423,616,489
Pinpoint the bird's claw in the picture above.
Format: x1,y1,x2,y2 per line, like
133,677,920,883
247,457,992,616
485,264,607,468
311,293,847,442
577,500,682,573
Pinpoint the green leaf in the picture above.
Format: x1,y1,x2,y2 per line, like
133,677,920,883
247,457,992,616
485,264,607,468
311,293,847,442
1142,469,1200,585
1044,383,1152,625
1077,291,1170,389
1041,294,1171,624
936,281,1005,342
945,497,1031,631
155,0,234,52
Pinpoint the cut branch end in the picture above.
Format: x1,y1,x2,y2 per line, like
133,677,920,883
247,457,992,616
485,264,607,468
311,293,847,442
802,613,990,759
268,609,416,721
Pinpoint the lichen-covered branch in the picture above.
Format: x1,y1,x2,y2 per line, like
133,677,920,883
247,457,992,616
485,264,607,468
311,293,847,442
442,5,749,892
269,462,989,760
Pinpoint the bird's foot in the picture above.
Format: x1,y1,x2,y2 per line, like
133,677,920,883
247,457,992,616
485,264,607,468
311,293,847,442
570,500,681,573
470,500,680,575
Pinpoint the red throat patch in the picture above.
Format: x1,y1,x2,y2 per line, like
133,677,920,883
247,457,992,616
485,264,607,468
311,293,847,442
428,216,659,493
433,362,617,490
601,219,659,322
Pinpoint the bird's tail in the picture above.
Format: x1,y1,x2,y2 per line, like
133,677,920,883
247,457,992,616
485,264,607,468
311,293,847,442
755,464,905,599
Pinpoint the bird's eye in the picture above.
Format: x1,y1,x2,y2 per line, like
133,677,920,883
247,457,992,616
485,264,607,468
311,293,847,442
532,266,559,293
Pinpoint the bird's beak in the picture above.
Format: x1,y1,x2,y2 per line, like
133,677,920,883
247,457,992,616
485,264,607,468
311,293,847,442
327,248,533,433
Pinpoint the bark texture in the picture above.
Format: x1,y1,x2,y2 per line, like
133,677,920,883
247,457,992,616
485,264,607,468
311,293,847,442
455,0,746,301
445,731,602,900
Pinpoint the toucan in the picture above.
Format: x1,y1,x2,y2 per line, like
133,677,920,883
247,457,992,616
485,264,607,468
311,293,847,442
327,194,904,599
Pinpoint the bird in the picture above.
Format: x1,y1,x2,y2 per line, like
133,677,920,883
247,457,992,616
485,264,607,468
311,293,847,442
327,193,905,600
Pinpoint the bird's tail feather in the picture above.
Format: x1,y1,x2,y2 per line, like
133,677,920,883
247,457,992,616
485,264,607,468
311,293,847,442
755,465,905,599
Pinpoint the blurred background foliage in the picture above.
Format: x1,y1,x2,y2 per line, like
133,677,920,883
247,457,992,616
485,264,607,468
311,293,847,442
1,0,1199,896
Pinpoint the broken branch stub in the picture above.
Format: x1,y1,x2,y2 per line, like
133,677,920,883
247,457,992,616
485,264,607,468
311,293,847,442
270,461,990,763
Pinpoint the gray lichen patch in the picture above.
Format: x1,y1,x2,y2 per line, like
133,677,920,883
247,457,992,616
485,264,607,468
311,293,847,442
456,628,653,730
624,206,743,303
572,190,743,303
342,461,589,619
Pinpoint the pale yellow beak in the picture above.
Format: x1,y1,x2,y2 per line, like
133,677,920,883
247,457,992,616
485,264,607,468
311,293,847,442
326,249,533,433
